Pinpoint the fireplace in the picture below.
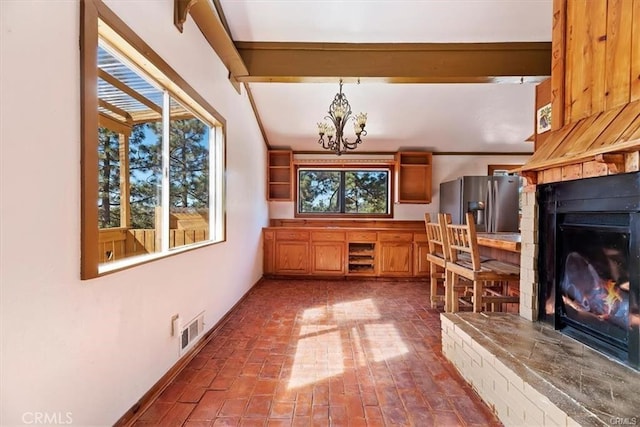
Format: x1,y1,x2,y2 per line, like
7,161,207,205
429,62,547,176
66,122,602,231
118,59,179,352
538,172,640,370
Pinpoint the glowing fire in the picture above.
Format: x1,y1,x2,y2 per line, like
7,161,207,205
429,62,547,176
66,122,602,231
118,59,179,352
602,280,622,316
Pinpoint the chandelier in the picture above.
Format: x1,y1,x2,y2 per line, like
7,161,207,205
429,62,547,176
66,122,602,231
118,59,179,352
317,79,367,156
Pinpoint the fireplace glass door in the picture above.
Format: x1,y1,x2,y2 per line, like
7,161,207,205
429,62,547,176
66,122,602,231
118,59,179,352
558,213,630,352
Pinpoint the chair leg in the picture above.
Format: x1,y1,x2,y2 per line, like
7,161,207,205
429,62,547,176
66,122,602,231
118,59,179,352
445,270,453,313
430,263,437,308
451,273,460,312
473,280,483,312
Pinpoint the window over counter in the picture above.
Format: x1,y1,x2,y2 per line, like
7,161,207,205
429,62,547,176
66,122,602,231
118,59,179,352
296,167,392,217
81,0,226,279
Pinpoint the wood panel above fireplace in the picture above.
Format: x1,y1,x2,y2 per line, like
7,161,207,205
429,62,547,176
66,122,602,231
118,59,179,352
520,0,640,184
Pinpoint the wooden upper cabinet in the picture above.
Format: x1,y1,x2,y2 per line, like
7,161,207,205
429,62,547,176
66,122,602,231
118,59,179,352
395,151,433,204
267,150,293,201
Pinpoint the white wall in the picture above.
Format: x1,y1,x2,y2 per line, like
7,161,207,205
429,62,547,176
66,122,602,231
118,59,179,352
0,1,267,425
269,154,531,220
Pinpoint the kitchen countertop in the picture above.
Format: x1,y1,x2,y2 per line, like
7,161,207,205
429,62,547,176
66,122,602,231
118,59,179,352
264,226,522,253
476,232,521,253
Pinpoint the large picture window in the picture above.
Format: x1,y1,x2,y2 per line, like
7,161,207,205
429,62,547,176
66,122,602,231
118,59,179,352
81,0,225,279
297,167,391,217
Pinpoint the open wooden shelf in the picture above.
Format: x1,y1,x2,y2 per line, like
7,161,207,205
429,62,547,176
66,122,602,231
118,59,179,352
267,150,293,201
396,151,433,204
348,242,376,274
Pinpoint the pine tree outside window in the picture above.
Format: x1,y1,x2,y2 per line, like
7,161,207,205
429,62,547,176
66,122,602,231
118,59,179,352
297,168,391,217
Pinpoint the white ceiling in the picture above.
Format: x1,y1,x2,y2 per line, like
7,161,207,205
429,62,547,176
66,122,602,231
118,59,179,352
219,0,553,153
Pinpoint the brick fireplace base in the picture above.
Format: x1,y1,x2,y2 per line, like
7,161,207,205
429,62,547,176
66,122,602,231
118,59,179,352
441,312,639,427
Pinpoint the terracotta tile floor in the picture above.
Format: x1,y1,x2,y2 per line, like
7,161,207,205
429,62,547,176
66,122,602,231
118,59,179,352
133,279,502,426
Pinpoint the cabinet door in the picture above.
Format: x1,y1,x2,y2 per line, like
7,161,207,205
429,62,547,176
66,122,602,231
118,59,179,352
275,241,309,274
379,242,413,276
263,230,275,274
413,242,430,277
311,242,345,275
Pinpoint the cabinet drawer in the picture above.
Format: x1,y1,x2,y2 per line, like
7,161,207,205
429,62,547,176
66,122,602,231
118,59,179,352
413,232,428,243
275,230,309,241
311,231,346,241
379,232,414,242
347,231,377,242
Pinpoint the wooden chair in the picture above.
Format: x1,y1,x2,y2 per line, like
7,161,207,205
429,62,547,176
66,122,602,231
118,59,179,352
436,213,473,311
443,212,520,313
424,213,447,308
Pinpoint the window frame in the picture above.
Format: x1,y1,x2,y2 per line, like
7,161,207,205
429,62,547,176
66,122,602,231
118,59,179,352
81,0,226,279
294,164,394,219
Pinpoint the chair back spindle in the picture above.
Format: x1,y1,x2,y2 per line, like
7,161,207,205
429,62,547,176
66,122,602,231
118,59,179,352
425,213,447,259
444,212,482,270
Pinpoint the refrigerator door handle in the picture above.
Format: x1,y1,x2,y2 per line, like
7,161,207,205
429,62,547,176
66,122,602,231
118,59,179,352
492,180,498,232
486,180,497,233
486,180,492,233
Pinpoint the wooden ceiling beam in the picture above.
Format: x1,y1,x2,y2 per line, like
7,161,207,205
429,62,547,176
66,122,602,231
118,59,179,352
174,0,198,33
177,1,550,86
185,0,248,93
234,42,551,83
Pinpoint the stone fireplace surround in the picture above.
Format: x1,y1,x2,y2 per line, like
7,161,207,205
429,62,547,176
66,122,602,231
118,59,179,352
442,177,640,426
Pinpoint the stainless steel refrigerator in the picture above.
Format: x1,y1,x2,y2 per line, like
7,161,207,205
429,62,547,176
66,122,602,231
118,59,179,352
439,176,520,232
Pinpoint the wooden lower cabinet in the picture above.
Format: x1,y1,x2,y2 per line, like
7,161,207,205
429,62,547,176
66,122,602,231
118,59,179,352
413,242,430,277
264,226,428,278
274,241,309,274
311,241,345,275
263,230,275,274
378,242,413,276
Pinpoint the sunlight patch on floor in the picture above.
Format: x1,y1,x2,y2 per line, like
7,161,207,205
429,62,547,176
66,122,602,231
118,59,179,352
288,329,344,389
332,298,380,321
299,324,338,336
301,298,380,323
364,323,409,362
350,326,368,367
289,298,408,389
301,306,328,322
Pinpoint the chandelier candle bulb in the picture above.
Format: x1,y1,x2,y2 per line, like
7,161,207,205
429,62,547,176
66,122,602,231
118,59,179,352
326,126,335,138
356,112,367,127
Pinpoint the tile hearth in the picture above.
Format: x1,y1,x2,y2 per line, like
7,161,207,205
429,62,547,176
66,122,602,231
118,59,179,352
441,312,640,427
